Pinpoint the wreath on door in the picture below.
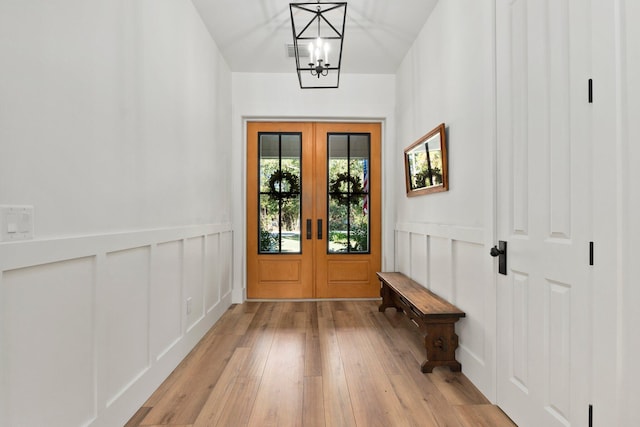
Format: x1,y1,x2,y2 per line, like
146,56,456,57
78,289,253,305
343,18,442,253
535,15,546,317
329,172,363,206
267,170,300,200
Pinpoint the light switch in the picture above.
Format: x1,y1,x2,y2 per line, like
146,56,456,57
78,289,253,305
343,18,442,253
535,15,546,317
19,212,32,233
0,205,34,241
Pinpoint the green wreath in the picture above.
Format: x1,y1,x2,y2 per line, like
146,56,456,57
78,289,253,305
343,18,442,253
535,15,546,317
414,167,442,188
267,170,300,200
329,172,362,206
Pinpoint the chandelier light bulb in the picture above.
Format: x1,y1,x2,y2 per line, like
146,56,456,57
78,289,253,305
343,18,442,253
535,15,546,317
308,42,314,64
324,43,329,64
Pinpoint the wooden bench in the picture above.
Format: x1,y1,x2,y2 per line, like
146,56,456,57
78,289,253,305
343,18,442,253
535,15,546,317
377,272,466,373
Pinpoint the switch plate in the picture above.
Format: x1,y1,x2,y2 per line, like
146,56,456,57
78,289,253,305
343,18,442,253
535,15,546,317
0,205,34,242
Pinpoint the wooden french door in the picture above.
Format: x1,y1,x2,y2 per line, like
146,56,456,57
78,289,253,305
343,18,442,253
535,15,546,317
246,122,381,299
495,0,591,425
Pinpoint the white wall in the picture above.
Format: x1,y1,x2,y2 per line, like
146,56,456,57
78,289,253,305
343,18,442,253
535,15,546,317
0,0,232,236
591,0,640,425
617,2,640,423
394,0,496,399
0,1,233,426
230,72,397,302
617,2,640,422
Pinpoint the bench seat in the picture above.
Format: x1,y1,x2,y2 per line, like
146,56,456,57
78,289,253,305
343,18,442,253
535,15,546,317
377,272,466,373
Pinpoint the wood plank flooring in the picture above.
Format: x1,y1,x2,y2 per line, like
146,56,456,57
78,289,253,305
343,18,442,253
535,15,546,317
127,301,515,427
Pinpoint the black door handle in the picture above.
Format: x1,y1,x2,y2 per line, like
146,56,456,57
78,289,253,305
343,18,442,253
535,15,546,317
306,219,312,240
490,246,503,257
490,241,507,275
317,219,323,240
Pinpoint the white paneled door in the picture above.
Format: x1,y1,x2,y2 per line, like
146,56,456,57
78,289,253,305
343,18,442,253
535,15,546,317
495,0,592,426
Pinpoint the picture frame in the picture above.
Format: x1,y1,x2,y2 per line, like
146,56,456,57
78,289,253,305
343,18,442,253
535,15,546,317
404,123,448,196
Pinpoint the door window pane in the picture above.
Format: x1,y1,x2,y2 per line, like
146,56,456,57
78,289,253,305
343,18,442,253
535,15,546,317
258,133,302,253
327,133,370,253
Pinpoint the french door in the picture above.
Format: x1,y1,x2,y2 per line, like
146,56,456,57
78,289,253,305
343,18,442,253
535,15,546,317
246,122,381,299
495,0,591,426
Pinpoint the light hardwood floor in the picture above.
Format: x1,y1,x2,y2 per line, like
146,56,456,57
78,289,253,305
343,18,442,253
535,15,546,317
127,300,516,427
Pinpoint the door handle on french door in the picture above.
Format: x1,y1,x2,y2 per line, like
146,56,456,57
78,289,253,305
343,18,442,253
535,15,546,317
317,219,323,240
306,219,312,239
490,240,507,275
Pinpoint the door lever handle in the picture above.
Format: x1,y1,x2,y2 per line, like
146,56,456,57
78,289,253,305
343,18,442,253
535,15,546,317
490,241,507,275
490,246,504,257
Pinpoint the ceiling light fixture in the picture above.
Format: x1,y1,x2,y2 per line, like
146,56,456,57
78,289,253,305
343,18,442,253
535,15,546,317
289,1,347,89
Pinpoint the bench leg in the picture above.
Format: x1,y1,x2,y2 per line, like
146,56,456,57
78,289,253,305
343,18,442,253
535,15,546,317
420,323,461,373
378,283,401,312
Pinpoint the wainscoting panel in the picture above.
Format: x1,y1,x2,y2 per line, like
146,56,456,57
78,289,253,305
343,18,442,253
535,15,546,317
453,240,486,366
395,230,411,276
394,223,491,397
2,257,96,427
409,232,428,288
0,224,233,427
205,233,221,313
184,237,205,331
429,236,453,302
152,240,183,360
105,246,151,405
220,231,233,298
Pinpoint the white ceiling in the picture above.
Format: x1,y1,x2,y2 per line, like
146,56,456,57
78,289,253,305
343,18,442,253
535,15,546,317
191,0,439,74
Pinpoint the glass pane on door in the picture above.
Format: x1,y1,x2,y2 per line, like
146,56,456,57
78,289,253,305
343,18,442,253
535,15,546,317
327,133,370,253
258,133,302,253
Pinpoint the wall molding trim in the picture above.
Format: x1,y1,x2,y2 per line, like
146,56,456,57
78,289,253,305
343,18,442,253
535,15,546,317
395,222,484,245
0,223,234,427
0,223,232,271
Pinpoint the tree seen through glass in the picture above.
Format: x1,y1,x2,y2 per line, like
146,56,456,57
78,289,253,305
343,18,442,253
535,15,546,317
258,133,301,253
327,134,370,253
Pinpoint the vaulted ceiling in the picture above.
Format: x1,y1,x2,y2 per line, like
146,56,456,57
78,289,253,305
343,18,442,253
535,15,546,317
191,0,439,74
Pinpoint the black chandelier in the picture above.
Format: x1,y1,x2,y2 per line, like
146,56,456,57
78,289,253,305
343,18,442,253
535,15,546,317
289,2,347,89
